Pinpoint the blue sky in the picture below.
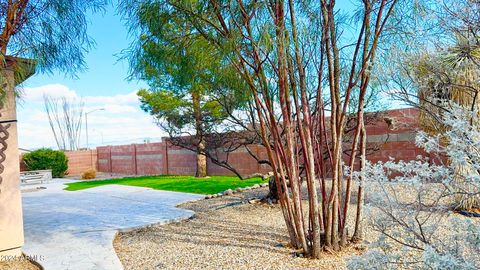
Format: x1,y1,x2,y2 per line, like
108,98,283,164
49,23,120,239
17,5,165,150
24,5,145,97
16,1,399,150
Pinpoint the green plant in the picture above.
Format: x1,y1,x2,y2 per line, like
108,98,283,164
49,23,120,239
81,169,96,180
23,148,68,178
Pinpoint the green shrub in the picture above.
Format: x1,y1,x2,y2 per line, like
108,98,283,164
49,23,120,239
23,148,68,178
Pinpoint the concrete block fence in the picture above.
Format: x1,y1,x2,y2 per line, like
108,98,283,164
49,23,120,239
96,142,268,176
33,108,440,177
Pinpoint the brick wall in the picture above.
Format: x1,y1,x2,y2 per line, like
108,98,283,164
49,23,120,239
207,144,271,176
97,143,169,175
96,141,266,176
365,108,427,163
85,108,432,177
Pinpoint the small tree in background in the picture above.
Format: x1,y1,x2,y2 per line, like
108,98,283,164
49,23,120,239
23,148,68,178
44,95,84,151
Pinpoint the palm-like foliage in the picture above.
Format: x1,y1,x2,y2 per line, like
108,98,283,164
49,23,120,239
414,34,480,210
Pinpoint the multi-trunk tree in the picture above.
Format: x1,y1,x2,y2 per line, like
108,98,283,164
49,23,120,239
121,0,399,257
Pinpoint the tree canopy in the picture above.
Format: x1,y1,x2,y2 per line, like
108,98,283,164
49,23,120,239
123,0,249,133
0,0,108,74
121,0,249,177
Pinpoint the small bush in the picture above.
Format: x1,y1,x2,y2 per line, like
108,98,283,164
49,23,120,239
81,169,96,180
23,148,68,178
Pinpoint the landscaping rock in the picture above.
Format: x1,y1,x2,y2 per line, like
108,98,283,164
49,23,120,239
252,184,260,189
292,251,304,258
248,199,261,204
260,183,268,187
223,189,234,196
235,188,243,193
205,195,212,199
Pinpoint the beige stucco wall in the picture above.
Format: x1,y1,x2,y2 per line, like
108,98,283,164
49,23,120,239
0,69,24,256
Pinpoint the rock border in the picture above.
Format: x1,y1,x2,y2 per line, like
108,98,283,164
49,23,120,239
204,183,268,199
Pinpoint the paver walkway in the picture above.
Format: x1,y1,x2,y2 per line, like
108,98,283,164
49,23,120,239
21,180,202,270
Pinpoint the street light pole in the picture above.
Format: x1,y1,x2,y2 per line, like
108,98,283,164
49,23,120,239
85,108,105,149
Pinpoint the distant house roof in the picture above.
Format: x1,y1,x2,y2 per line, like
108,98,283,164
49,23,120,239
19,148,31,154
4,56,37,85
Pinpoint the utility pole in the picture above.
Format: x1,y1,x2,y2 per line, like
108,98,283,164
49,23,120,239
85,108,105,149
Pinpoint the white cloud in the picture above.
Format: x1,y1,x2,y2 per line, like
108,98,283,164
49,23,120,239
19,84,139,105
19,84,79,102
16,84,165,150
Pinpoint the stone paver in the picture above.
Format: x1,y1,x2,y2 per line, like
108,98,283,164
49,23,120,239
21,180,202,270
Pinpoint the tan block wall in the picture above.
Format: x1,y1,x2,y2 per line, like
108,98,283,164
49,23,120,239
65,150,97,176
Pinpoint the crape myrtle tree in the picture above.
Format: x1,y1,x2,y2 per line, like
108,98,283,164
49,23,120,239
121,0,400,258
122,1,249,177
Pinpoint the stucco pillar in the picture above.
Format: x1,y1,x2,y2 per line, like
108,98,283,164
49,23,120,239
0,68,24,256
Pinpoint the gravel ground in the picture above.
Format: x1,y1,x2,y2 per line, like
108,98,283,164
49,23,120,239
0,256,40,270
114,188,364,270
114,182,480,269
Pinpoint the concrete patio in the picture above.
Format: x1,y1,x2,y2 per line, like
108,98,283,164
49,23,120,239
21,180,202,270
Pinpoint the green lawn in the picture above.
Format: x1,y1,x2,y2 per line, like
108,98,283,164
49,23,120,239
64,175,267,194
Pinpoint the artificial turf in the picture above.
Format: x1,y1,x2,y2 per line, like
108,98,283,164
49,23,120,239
64,175,266,194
